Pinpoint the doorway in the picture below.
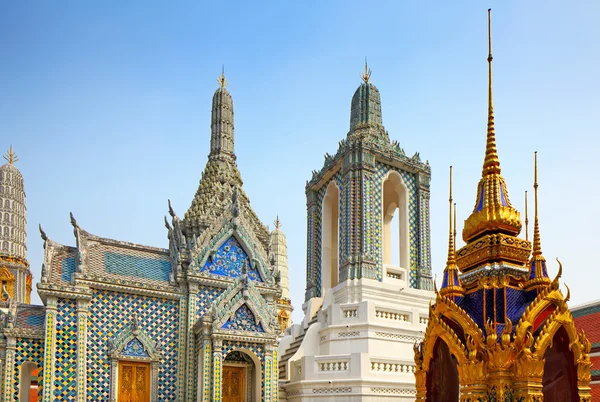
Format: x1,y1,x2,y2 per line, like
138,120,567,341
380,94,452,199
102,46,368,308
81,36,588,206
223,366,246,402
118,361,150,402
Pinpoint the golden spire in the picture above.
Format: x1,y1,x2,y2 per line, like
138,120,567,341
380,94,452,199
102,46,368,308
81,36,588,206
217,65,228,88
453,202,457,252
3,146,18,165
461,9,522,246
525,190,529,241
525,151,551,290
532,152,542,256
361,57,371,83
274,215,282,230
440,166,464,297
483,8,501,176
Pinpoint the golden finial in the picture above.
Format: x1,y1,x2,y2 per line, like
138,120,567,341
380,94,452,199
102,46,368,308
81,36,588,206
482,8,501,176
217,65,228,88
3,146,18,165
274,215,282,230
453,202,457,253
525,190,529,241
532,151,542,256
361,57,371,83
448,166,456,264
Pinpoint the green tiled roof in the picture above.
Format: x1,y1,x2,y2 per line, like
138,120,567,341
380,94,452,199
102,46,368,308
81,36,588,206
571,302,600,318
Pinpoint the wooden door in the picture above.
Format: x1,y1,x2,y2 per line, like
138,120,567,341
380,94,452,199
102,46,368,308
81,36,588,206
118,361,150,402
222,366,245,402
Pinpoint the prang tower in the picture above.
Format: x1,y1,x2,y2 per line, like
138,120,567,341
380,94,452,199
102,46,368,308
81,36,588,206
278,66,434,401
0,147,32,304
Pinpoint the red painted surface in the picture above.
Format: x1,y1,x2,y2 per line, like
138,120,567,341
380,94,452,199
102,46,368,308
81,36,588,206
573,304,600,398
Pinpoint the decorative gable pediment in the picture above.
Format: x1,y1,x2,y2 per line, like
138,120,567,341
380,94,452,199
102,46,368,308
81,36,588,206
108,316,161,361
211,276,275,334
191,226,273,285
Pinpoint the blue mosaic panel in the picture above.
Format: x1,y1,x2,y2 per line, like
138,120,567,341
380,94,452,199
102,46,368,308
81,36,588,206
201,236,262,282
61,257,76,282
87,290,180,401
54,299,77,401
222,304,264,332
13,338,44,401
105,251,170,281
196,285,223,320
123,337,149,358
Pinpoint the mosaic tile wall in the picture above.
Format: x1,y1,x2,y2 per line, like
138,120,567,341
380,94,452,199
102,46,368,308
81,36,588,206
12,338,44,401
87,290,180,401
201,236,263,281
54,299,77,401
196,285,223,320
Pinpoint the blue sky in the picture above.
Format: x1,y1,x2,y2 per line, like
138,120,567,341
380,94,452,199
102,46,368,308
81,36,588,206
1,1,598,321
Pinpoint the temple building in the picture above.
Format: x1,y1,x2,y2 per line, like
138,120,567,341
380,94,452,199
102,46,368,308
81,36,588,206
277,64,434,400
0,72,291,402
414,10,592,402
572,300,600,399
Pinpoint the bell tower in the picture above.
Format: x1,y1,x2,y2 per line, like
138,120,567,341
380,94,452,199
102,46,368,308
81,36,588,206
304,63,433,302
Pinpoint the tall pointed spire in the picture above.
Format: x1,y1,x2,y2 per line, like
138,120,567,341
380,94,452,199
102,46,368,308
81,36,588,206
483,8,501,176
526,152,550,290
3,146,18,165
461,9,522,245
525,191,529,241
440,166,464,297
210,68,235,160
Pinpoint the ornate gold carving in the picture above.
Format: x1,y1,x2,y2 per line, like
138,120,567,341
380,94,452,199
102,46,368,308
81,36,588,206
456,233,531,273
3,146,18,164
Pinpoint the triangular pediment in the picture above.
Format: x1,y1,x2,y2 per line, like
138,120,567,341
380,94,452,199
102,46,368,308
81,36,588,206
210,277,274,334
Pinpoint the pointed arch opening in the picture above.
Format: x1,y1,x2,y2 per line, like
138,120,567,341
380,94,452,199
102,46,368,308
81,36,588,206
382,171,409,270
19,361,39,402
321,181,339,294
426,339,459,402
542,326,579,401
222,349,261,402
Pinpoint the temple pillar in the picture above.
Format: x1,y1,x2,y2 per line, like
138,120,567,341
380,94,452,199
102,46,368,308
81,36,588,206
76,298,90,402
264,343,274,402
211,338,223,402
186,283,199,402
416,172,433,290
200,339,212,402
414,368,427,402
305,190,319,300
1,335,15,402
41,297,57,402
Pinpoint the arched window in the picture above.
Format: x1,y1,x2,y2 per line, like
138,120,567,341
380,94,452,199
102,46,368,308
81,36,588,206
4,227,8,236
542,326,579,401
426,339,459,402
3,213,8,223
321,181,339,294
20,361,39,401
4,199,9,209
382,171,409,269
2,241,7,251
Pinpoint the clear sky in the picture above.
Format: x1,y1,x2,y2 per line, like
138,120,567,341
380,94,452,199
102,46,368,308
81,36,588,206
1,1,598,322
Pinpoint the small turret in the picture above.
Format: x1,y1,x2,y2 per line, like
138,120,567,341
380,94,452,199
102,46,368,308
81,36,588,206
349,60,383,132
269,216,293,333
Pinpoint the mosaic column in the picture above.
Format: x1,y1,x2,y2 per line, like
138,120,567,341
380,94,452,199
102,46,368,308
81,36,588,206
41,297,58,402
151,361,160,402
264,342,274,402
211,338,223,402
1,335,16,402
76,299,89,402
201,339,212,402
177,296,187,401
305,189,319,300
186,283,199,402
273,347,278,402
416,172,433,290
